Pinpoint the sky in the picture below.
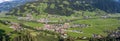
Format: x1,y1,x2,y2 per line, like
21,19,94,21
0,0,13,3
0,0,119,3
114,0,120,2
115,0,119,1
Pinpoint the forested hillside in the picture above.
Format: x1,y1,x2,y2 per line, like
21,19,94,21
8,0,120,16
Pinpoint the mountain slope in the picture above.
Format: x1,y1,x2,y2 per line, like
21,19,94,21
92,0,120,13
0,0,33,12
8,0,120,16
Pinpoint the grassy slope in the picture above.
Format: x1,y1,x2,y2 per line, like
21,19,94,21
0,14,120,41
0,23,13,34
68,18,120,37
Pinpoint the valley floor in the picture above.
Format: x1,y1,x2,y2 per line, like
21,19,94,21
0,14,120,41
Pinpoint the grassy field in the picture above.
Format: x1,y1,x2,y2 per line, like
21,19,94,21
0,23,13,34
67,18,120,37
0,14,120,41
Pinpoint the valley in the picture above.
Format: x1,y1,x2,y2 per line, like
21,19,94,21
0,0,120,41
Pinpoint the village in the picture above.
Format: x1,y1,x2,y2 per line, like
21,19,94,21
0,12,120,41
2,13,116,40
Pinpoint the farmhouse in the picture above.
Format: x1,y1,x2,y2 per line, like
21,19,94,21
92,34,103,39
101,15,110,19
37,18,48,23
17,14,33,21
10,22,22,31
71,24,90,28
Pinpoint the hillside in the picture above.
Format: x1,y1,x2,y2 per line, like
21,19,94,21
7,0,120,16
0,0,33,12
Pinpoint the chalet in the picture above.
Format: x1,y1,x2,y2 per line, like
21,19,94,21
63,23,70,29
10,22,22,31
26,14,32,17
37,18,45,23
92,34,103,39
44,24,51,30
81,36,87,39
71,24,90,28
83,16,91,19
37,18,49,23
59,28,65,34
61,33,68,38
35,27,43,30
72,30,83,33
18,17,33,21
17,14,33,21
101,15,110,19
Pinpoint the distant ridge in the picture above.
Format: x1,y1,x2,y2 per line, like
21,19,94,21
0,0,33,12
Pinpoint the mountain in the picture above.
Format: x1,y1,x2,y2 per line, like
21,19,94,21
0,0,34,12
92,0,120,13
6,0,120,16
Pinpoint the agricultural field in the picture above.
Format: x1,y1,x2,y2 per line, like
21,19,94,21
0,13,120,41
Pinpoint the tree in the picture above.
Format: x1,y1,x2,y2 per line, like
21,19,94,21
35,3,48,14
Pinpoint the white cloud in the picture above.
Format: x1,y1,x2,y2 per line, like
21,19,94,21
0,0,13,3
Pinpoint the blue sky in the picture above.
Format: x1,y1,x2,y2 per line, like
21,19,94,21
114,0,120,2
115,0,119,1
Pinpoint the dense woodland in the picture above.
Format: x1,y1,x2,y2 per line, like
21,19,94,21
7,0,120,16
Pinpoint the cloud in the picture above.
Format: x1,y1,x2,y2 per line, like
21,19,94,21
0,0,13,3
